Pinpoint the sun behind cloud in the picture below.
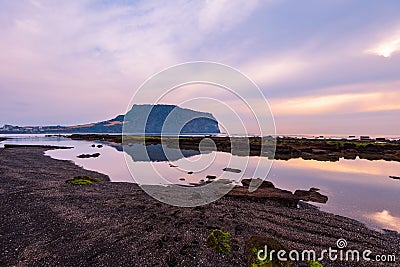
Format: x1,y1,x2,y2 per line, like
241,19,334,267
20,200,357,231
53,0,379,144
366,34,400,58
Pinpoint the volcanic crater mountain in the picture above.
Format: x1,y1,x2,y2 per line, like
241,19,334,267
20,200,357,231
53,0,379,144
0,105,221,135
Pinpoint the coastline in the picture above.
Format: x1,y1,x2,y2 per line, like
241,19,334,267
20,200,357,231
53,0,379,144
68,134,400,162
0,146,399,266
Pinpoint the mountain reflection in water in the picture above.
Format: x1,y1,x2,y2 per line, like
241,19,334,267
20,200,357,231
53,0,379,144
122,144,203,162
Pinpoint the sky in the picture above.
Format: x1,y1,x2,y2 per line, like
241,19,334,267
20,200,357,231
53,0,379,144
0,0,400,135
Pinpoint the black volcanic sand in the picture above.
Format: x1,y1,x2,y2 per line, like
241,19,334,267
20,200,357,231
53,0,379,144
0,147,399,266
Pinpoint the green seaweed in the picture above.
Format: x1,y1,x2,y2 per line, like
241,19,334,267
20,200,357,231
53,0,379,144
66,176,101,185
246,236,293,267
308,260,323,267
206,229,232,254
251,246,272,267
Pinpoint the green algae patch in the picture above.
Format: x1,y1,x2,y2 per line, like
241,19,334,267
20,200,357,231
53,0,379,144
246,236,293,267
308,260,323,267
251,246,272,267
206,229,232,254
66,176,101,185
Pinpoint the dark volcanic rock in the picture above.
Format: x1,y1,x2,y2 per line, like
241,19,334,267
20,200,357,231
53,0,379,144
343,149,357,160
241,178,275,189
294,189,328,203
217,179,234,185
222,167,241,173
77,153,100,158
309,187,320,192
311,149,328,154
227,186,299,207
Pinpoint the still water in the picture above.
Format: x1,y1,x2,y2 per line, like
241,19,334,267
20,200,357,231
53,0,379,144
1,134,400,233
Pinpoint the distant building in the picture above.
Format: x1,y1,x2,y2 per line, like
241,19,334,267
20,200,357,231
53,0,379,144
347,135,357,141
360,136,371,141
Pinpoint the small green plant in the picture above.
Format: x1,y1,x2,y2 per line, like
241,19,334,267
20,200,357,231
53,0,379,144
206,229,232,254
66,176,101,185
308,260,323,267
246,236,293,267
251,246,272,267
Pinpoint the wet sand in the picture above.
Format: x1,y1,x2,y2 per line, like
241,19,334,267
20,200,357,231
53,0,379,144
0,147,399,266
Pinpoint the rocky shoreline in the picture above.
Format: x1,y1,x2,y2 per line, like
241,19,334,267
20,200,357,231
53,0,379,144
0,147,399,266
68,134,400,162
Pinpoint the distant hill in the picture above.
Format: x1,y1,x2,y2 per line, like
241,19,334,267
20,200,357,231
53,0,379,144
0,105,220,135
124,104,220,134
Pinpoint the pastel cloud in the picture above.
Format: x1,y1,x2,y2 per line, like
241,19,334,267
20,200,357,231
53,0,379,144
270,85,400,116
198,0,260,32
0,0,400,135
